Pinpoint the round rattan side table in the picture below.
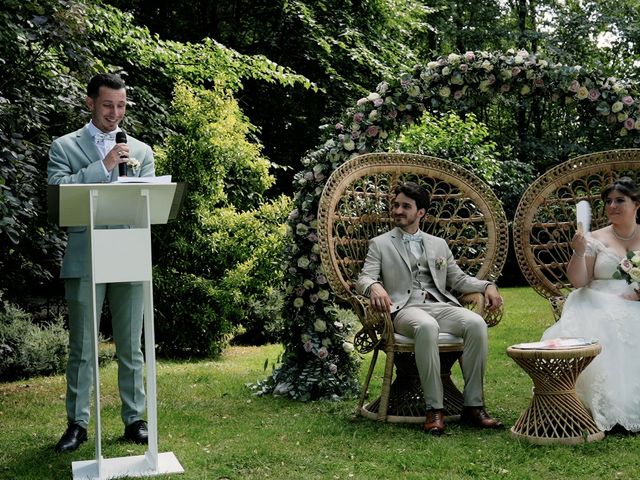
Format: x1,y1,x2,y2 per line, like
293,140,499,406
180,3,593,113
506,342,604,445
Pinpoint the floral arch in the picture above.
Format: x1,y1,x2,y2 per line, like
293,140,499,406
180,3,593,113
253,49,640,400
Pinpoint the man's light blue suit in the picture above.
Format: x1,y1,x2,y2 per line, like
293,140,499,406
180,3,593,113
48,125,154,428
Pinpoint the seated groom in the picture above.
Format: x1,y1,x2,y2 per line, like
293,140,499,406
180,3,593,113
355,181,503,435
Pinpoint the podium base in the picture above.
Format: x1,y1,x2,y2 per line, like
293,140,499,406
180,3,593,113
72,452,184,479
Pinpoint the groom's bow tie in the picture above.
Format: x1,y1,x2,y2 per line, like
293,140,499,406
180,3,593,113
94,132,116,144
403,233,422,242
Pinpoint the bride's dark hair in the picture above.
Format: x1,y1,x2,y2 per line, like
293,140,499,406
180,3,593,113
601,176,640,223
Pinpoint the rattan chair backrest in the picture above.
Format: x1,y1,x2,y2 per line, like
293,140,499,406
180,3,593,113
317,152,509,301
513,149,640,305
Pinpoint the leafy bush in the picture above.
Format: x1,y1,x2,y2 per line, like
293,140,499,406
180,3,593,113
0,301,68,380
391,110,534,217
151,83,291,357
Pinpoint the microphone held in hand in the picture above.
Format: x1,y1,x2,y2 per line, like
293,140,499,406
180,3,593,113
116,131,127,176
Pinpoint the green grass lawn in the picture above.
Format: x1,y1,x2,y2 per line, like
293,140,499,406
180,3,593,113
1,287,638,480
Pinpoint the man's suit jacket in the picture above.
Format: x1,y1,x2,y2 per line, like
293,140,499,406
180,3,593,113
48,126,155,279
355,227,490,313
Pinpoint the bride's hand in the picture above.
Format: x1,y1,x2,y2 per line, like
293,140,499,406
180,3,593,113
620,290,640,301
570,231,587,256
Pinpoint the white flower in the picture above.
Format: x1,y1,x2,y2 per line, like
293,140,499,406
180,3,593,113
314,319,327,332
342,342,354,353
127,157,141,174
629,267,640,282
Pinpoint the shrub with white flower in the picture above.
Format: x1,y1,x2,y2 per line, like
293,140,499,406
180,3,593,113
253,49,640,401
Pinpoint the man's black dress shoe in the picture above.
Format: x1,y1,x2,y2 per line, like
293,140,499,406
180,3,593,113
54,423,88,452
124,420,148,444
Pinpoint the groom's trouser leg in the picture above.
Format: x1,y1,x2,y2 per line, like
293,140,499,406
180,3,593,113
434,305,488,406
64,278,107,428
107,282,146,426
394,307,443,409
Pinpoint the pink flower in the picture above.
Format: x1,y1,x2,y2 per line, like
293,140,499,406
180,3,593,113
511,67,521,76
373,98,384,107
568,80,580,92
623,95,635,106
388,110,398,119
329,363,338,374
335,122,343,131
353,112,364,123
317,347,329,359
534,78,545,88
453,89,464,100
303,340,313,352
625,117,636,130
588,89,600,101
309,293,319,303
464,51,475,62
366,125,379,137
316,274,327,284
500,84,511,93
459,64,469,73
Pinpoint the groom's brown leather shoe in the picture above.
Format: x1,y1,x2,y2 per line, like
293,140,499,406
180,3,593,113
422,409,445,435
461,406,503,429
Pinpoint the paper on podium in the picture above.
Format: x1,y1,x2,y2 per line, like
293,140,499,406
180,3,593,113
116,175,172,184
576,200,591,235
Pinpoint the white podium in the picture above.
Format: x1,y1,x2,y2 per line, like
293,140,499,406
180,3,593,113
49,183,186,480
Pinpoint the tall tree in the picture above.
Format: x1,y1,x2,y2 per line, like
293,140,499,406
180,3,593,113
104,0,434,194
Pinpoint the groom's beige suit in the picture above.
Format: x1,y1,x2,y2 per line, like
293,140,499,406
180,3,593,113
356,227,492,410
48,124,154,428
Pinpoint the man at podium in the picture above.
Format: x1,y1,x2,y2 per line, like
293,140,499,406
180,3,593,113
48,73,154,452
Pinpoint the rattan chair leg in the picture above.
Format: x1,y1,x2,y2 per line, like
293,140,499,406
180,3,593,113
356,349,379,417
376,348,395,421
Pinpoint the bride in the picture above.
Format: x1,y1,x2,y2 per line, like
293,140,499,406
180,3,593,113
541,176,640,432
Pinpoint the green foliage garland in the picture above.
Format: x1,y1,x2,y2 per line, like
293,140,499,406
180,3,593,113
259,49,640,400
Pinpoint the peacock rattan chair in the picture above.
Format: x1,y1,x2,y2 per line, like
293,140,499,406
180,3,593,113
317,152,509,423
513,149,640,319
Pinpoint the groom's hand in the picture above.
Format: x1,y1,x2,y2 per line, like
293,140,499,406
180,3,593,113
103,143,130,172
484,283,503,310
369,283,392,312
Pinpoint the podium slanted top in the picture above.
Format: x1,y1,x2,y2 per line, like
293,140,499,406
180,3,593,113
48,181,185,227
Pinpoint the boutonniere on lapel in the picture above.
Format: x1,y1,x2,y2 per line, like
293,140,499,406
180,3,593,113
435,256,446,270
127,157,141,174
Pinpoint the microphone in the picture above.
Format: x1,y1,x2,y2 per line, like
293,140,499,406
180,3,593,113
116,131,127,176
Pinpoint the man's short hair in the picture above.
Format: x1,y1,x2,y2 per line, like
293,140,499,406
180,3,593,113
394,181,430,211
86,73,126,99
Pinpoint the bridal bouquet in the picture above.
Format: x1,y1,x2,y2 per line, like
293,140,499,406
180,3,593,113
613,250,640,292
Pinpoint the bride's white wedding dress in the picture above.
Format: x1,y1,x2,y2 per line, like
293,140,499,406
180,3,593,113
541,237,640,432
